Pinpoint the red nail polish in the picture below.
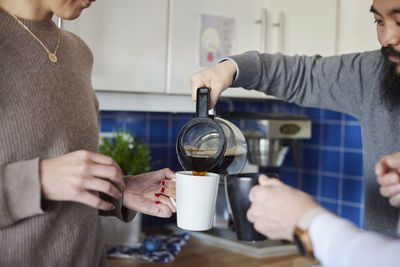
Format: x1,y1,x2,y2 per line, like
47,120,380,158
161,188,165,193
155,193,160,198
110,205,115,210
155,201,161,204
162,181,166,186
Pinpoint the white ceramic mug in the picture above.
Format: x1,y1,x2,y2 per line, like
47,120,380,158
170,171,219,231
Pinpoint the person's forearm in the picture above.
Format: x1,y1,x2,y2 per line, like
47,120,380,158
227,51,378,119
310,212,400,267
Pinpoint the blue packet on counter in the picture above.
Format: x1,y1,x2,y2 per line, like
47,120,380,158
106,231,190,263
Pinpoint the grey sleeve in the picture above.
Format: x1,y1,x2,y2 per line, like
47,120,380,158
0,158,44,228
229,50,382,119
98,177,136,222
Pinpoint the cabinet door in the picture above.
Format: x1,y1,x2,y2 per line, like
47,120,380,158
167,0,338,99
64,0,168,93
265,0,337,57
167,0,269,99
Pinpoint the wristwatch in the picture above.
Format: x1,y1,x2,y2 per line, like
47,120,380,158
293,226,315,258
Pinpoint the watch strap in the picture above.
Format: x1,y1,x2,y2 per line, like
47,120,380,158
293,226,314,258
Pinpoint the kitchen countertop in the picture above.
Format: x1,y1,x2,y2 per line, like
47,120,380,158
107,227,320,267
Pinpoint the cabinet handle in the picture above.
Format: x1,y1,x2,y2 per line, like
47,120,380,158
256,10,284,53
274,12,285,53
258,9,268,53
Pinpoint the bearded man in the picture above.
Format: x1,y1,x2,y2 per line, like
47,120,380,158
190,0,400,238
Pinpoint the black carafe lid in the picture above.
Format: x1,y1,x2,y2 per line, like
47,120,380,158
176,88,227,172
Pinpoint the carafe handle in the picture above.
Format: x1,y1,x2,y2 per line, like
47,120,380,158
196,87,210,118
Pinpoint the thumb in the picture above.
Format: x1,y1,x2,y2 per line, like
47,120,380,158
258,174,269,185
259,175,283,186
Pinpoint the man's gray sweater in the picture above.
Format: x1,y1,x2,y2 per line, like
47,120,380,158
230,50,400,237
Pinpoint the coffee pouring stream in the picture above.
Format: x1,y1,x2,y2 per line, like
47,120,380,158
176,88,247,175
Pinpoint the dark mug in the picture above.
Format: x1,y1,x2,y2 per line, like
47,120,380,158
225,172,278,241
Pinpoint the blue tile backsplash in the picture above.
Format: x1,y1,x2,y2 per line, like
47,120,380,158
98,98,364,228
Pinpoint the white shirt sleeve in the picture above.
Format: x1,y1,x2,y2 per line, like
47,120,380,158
309,212,400,267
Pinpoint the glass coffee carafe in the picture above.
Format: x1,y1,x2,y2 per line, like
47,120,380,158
176,88,247,175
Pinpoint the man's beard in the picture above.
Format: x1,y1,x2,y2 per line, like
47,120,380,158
380,46,400,111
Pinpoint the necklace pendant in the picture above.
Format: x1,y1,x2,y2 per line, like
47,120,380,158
48,53,57,63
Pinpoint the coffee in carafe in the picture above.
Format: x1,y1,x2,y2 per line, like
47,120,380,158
184,146,247,175
176,88,247,175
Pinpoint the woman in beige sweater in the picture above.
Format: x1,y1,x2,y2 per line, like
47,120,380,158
0,0,176,266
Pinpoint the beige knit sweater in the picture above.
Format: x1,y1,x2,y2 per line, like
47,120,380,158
0,9,134,266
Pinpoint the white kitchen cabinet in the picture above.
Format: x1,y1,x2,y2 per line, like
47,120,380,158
337,0,380,54
63,0,168,93
62,0,344,111
167,0,268,98
167,0,338,99
264,0,338,57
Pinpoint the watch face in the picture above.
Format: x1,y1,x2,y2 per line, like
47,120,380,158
293,233,306,256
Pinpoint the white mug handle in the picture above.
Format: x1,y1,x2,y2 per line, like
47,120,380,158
170,196,176,207
169,178,176,207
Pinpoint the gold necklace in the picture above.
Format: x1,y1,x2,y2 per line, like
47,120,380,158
9,12,60,63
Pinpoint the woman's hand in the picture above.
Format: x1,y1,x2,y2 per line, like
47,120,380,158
376,152,400,207
40,150,125,210
123,168,176,218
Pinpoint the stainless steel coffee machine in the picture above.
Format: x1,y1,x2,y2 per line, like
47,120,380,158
243,113,311,174
187,112,311,256
213,112,311,230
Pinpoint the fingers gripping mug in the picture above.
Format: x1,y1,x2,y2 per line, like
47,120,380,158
170,171,219,231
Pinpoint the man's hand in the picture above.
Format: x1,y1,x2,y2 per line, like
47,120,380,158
123,168,176,218
190,60,237,109
376,152,400,207
247,175,321,241
40,150,125,210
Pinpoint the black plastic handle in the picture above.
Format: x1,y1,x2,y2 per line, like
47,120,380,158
290,139,301,168
196,87,210,118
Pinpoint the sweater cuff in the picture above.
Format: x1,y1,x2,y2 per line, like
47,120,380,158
218,58,239,84
227,51,262,89
98,192,136,222
3,158,44,222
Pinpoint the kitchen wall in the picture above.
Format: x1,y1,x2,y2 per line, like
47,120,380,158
98,98,364,228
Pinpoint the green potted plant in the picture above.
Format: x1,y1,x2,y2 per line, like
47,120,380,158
99,130,153,175
99,130,154,247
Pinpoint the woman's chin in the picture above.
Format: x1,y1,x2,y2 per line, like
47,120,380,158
55,9,83,20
